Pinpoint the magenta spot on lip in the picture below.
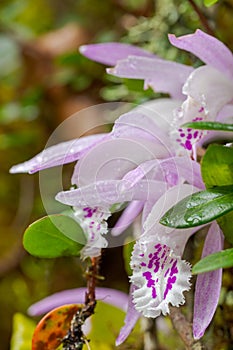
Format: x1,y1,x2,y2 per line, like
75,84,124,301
193,131,199,138
180,133,185,137
185,140,192,150
198,106,204,113
143,271,157,298
83,207,97,218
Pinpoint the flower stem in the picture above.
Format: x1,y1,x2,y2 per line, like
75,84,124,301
141,317,159,350
169,306,205,350
62,257,101,349
188,0,215,36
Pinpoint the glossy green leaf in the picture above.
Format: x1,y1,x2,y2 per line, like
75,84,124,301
203,0,219,7
217,211,233,244
10,313,36,350
23,215,86,258
193,248,233,274
201,144,233,188
201,144,233,243
160,185,233,228
182,121,233,132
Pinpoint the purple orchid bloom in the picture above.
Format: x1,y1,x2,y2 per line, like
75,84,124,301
80,29,233,152
114,184,223,344
10,29,228,345
10,97,222,343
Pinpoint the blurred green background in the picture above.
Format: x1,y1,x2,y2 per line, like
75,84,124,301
1,0,233,349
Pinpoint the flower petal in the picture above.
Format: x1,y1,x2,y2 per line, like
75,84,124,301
168,29,233,79
56,180,168,207
28,287,128,316
173,66,233,151
111,200,144,236
130,237,192,317
73,206,111,259
193,222,224,339
72,137,171,186
79,43,155,66
133,98,182,134
116,285,140,346
112,110,172,147
10,134,108,174
107,56,193,99
143,183,200,235
182,65,233,121
122,156,204,190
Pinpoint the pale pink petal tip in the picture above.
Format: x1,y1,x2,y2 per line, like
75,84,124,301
116,285,140,346
193,222,224,339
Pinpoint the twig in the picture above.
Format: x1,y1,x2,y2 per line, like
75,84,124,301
188,0,215,36
141,317,159,350
62,257,101,349
169,307,205,350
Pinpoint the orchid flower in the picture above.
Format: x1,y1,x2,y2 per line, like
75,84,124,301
80,29,233,152
11,98,201,259
9,29,228,345
116,185,224,345
10,109,223,344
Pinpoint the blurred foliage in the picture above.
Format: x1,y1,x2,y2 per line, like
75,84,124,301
0,0,233,349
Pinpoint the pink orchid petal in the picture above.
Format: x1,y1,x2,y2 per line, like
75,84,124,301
10,134,108,174
56,180,168,207
72,137,171,187
168,29,233,79
122,156,204,190
112,110,173,147
28,287,128,316
193,222,224,339
79,43,155,66
107,56,193,99
116,285,140,346
143,183,200,234
111,200,144,236
182,65,233,122
133,98,182,134
217,104,233,122
197,104,233,147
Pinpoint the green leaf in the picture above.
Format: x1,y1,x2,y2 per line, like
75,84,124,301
23,215,86,258
201,144,233,243
193,248,233,274
160,185,233,228
89,301,140,347
10,313,36,350
203,0,219,7
201,144,233,188
217,211,233,244
182,121,233,132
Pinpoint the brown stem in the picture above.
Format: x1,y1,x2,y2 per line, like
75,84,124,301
188,0,215,36
62,257,101,349
84,256,101,314
169,307,206,350
141,317,159,350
